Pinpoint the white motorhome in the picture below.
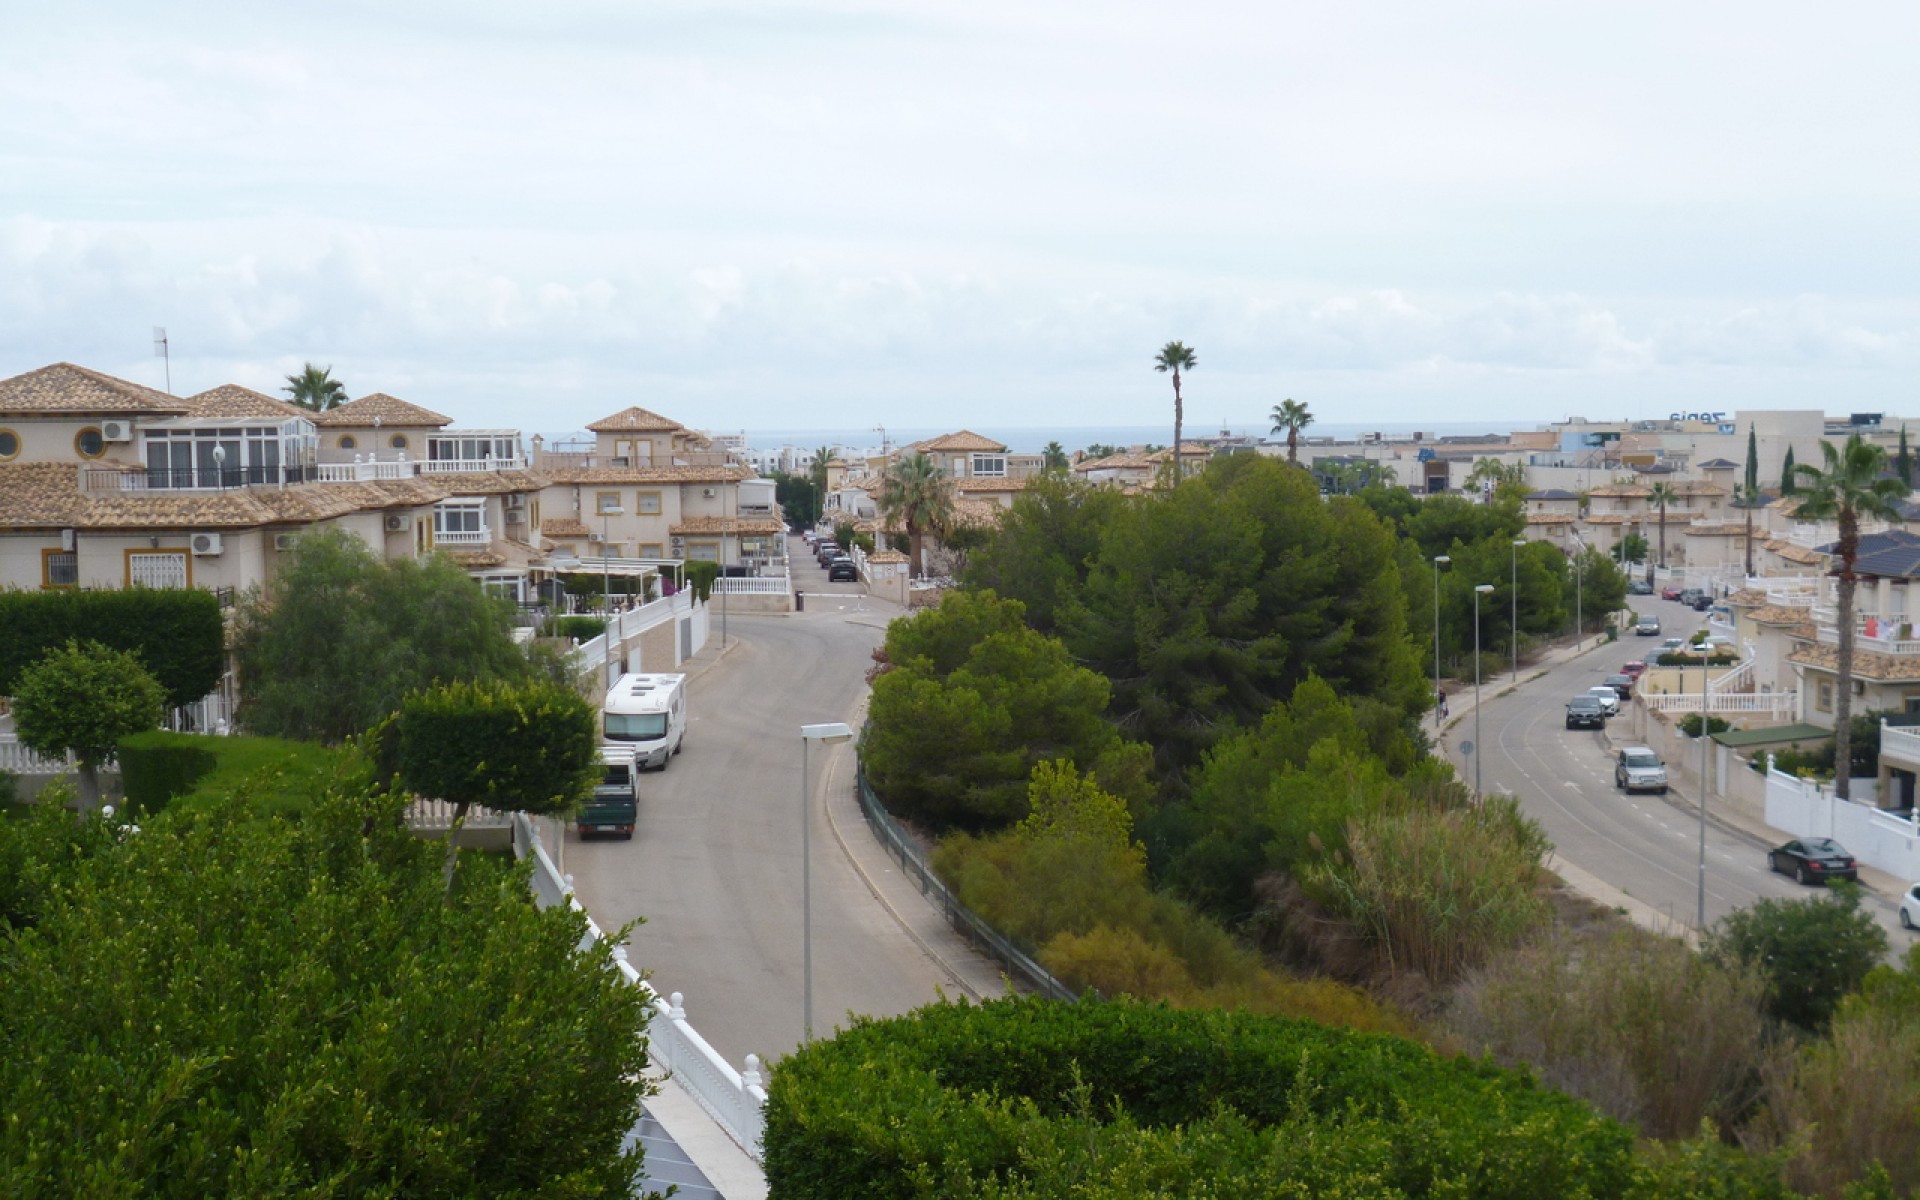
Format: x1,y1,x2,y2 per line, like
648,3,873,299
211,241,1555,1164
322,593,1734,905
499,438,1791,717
602,673,686,769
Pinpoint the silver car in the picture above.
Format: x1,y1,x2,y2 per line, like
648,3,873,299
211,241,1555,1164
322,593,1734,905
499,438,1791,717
1615,746,1669,794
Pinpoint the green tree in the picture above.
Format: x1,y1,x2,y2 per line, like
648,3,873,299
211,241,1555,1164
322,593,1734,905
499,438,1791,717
1736,482,1763,578
1780,445,1796,495
281,361,348,412
383,679,599,830
1901,426,1913,488
1152,341,1197,483
1747,423,1761,495
1041,440,1069,473
961,472,1130,633
231,528,542,744
1647,481,1678,569
876,452,955,579
12,640,167,810
1613,532,1649,567
808,445,835,517
1269,398,1313,464
862,591,1127,830
0,784,653,1194
1791,434,1909,798
1704,886,1886,1032
770,468,819,529
1463,457,1527,502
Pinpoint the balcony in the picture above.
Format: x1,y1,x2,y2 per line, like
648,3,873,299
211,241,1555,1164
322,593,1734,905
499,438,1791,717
433,527,492,546
1812,611,1920,656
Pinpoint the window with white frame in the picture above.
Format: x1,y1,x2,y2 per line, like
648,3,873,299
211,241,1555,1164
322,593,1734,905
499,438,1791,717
128,552,188,589
433,502,486,542
971,453,1007,477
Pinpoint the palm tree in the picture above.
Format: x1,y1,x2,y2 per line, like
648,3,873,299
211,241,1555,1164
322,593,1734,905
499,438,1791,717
808,445,834,517
1042,441,1069,473
1793,435,1909,799
1646,482,1677,570
283,363,347,412
1153,342,1197,484
877,452,955,578
1269,399,1313,464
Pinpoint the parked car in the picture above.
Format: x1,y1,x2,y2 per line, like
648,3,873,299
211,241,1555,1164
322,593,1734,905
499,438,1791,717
1620,660,1648,679
1767,837,1860,885
1690,594,1714,612
1636,616,1661,637
1566,695,1608,729
1586,685,1621,717
1660,585,1684,601
1902,883,1920,930
1615,746,1669,794
1628,579,1654,595
1678,588,1705,606
1604,673,1635,700
827,560,859,582
1662,637,1687,653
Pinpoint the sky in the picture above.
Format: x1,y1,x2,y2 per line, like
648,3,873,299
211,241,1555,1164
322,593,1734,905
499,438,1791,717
2,1,1917,435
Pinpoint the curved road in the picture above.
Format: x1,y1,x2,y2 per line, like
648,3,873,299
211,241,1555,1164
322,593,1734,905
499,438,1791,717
564,547,960,1070
1448,594,1906,941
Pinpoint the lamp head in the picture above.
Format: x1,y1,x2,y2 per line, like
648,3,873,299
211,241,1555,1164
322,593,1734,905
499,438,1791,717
801,722,854,745
1513,539,1526,547
1474,584,1495,594
1434,555,1451,566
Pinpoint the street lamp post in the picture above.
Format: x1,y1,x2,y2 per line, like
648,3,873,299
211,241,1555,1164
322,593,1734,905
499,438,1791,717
799,721,854,1044
1698,654,1709,928
1474,583,1495,798
1432,555,1451,723
1511,538,1525,683
602,509,620,684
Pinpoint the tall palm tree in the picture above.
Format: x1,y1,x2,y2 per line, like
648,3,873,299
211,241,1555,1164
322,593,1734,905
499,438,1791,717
808,445,835,516
1042,441,1069,473
1153,342,1197,484
1646,481,1677,569
1793,435,1909,799
283,363,347,412
877,452,955,579
1269,398,1313,464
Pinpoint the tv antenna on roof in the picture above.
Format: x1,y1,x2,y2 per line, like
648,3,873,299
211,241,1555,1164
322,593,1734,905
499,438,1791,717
873,424,889,453
152,326,171,394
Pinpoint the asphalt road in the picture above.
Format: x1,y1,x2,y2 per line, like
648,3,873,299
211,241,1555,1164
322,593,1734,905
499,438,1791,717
1449,592,1909,942
563,546,953,1070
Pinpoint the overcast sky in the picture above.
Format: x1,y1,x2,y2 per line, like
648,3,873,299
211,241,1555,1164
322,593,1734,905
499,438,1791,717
3,1,1916,435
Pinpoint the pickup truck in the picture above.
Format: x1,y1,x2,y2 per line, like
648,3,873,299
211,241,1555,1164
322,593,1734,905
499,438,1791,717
579,747,640,839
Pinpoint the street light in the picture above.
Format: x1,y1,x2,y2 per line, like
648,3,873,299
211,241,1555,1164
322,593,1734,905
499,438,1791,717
1511,538,1525,683
799,721,854,1044
1698,653,1709,928
602,508,622,685
1432,555,1451,724
1473,583,1495,798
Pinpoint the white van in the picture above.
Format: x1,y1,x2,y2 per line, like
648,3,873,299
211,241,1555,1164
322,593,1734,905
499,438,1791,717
602,673,686,769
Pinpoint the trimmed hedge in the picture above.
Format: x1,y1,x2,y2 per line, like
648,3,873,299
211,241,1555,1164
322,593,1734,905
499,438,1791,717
0,588,223,709
764,997,1635,1199
117,731,220,817
552,616,607,641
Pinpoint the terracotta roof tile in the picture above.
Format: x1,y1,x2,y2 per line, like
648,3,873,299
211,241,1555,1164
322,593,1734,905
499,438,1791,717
1725,588,1768,607
308,392,453,428
180,385,308,421
0,363,187,417
585,406,706,441
668,516,786,535
542,464,750,485
1789,643,1920,682
867,549,909,563
954,476,1031,492
542,517,591,537
905,430,1008,453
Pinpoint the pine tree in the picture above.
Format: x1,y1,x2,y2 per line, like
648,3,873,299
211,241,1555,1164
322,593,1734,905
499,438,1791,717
1781,446,1797,495
1745,425,1760,494
1899,426,1913,488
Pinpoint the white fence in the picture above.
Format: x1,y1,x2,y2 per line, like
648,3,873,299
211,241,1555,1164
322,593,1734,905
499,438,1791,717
0,736,74,775
1642,691,1800,717
1765,766,1920,880
407,798,514,830
510,813,768,1160
714,572,790,596
570,590,697,677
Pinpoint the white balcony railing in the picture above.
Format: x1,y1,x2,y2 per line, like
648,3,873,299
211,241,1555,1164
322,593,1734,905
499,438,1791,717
1643,691,1800,716
420,457,528,474
432,528,491,546
1881,723,1920,770
316,460,413,482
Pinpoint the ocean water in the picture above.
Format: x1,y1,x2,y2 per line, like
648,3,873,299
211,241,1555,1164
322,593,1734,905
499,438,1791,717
539,421,1513,457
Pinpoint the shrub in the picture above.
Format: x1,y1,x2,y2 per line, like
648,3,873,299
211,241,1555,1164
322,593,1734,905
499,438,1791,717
1703,886,1886,1033
0,587,223,709
118,733,358,821
551,615,607,641
116,730,220,817
1655,652,1740,667
1677,713,1733,738
1448,928,1768,1138
762,996,1636,1200
1756,1010,1920,1196
684,559,719,600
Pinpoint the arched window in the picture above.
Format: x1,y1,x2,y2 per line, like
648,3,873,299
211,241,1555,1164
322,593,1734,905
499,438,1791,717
390,434,408,450
0,428,19,460
339,435,357,450
75,428,105,458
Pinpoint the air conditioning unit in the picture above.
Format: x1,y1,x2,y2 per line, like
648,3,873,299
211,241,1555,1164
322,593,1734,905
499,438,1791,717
101,420,133,442
504,498,527,522
190,533,223,556
384,513,410,533
702,487,716,498
273,533,299,551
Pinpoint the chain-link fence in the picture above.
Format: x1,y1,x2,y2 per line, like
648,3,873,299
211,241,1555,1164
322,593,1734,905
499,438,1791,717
853,762,1082,1003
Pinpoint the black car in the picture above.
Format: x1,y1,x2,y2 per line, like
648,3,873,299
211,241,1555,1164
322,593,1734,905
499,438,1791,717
827,561,859,582
1566,695,1608,729
1690,594,1713,611
1627,579,1654,595
1604,673,1635,700
1768,837,1860,886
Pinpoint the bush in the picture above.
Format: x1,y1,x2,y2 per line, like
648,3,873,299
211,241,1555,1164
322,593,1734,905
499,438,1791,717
1677,713,1733,738
762,996,1636,1200
684,559,719,600
118,733,357,821
1655,652,1740,667
1704,886,1886,1032
1756,1009,1920,1196
116,730,220,817
551,615,607,641
1448,928,1768,1138
0,587,224,709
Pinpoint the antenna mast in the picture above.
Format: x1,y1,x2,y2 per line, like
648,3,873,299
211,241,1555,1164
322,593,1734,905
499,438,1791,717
152,327,171,394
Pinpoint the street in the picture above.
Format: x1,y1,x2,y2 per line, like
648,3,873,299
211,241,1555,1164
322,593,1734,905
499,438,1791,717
1446,592,1910,942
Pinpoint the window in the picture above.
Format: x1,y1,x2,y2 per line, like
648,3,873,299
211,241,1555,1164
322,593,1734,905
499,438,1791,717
390,434,408,450
597,491,623,515
339,435,357,450
42,549,76,588
687,542,720,562
971,454,1006,477
636,491,662,515
433,502,486,543
952,456,965,475
127,551,189,589
75,427,105,458
640,543,664,558
1817,679,1834,713
0,429,18,460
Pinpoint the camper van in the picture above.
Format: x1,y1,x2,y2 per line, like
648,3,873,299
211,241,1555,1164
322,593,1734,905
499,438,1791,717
602,673,686,769
579,745,641,838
